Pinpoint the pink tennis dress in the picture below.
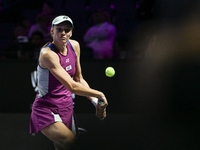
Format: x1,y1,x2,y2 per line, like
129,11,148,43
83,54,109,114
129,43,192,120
30,41,78,136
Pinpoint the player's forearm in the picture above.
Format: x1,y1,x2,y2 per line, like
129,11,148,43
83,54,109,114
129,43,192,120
70,82,104,98
78,78,96,101
60,76,103,98
78,77,89,87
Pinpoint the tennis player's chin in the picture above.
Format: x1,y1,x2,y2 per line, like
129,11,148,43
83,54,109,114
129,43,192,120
60,39,68,44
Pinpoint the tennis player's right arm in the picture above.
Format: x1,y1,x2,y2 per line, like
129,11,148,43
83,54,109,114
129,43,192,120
39,48,104,99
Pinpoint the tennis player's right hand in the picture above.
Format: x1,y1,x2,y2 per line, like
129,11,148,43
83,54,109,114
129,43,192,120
96,96,108,120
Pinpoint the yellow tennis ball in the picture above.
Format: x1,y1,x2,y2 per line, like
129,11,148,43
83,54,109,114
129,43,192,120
105,67,115,77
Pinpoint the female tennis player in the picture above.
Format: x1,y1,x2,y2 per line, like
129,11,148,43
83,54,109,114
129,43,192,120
30,15,108,150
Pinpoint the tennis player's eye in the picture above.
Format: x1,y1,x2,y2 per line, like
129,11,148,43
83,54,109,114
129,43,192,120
57,28,70,33
57,28,63,32
64,29,71,33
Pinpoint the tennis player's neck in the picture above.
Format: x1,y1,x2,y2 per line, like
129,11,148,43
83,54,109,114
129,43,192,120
52,41,68,55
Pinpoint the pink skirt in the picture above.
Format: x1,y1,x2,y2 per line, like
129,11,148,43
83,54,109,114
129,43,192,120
30,106,78,136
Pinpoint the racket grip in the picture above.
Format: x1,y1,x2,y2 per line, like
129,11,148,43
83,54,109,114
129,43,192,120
98,100,104,105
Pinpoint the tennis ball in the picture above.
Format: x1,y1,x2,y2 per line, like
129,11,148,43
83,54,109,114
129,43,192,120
105,67,115,77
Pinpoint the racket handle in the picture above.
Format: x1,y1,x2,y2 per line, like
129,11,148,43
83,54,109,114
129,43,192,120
99,100,104,105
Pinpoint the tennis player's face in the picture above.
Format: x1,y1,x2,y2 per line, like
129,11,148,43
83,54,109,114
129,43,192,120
51,22,72,44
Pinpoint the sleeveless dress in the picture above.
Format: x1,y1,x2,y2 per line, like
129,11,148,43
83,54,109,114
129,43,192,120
30,41,78,136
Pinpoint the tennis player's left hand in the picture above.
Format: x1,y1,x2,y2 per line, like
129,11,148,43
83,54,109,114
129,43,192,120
96,96,108,120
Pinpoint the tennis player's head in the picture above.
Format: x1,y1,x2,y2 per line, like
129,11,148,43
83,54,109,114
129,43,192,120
51,15,74,41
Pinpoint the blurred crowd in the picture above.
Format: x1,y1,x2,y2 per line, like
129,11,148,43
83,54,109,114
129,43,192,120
0,1,54,60
0,0,167,60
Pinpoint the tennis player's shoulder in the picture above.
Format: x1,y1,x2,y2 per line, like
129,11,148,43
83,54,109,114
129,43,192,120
40,45,58,61
69,39,80,49
69,39,80,56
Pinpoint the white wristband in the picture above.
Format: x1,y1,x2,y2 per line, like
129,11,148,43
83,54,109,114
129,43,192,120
91,98,98,107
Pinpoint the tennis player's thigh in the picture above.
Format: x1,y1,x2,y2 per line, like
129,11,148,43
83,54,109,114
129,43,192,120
41,122,75,144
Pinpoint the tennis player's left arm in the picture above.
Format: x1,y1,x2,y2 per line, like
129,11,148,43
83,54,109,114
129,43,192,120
70,39,95,101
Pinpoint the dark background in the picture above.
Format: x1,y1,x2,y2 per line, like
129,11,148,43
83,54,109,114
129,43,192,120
1,0,200,149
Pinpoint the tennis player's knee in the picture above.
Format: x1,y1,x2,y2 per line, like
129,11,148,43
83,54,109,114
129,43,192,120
41,123,75,149
54,126,75,146
58,132,75,149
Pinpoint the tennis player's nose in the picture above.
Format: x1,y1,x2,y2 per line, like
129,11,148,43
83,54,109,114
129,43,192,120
61,30,66,34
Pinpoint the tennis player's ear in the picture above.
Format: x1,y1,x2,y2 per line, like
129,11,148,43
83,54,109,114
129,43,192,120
70,31,72,38
50,27,53,35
